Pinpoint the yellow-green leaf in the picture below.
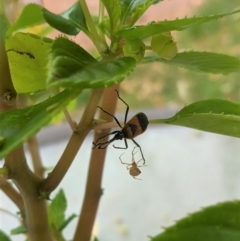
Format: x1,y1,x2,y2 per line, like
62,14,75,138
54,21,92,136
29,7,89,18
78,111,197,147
5,32,52,93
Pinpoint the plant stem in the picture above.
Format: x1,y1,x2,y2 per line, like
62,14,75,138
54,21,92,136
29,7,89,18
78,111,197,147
73,85,120,241
40,89,104,194
27,137,45,179
79,0,108,54
50,87,77,132
0,176,25,214
5,146,53,241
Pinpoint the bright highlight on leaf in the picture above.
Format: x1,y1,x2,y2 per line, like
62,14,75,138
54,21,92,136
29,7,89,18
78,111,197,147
151,99,240,138
151,201,240,241
5,32,52,93
6,4,45,36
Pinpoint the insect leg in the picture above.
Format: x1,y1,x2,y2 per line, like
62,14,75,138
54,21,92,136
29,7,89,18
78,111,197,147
92,130,119,149
131,139,146,165
115,90,129,125
97,106,122,128
113,138,128,149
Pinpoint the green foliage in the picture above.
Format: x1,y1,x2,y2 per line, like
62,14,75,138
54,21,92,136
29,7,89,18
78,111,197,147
120,0,163,26
11,226,27,235
5,32,52,93
151,33,177,60
6,4,45,36
2,0,240,240
0,230,11,241
0,89,78,159
48,189,67,230
0,136,5,147
48,189,76,231
47,37,98,79
0,12,10,37
123,39,145,62
143,51,240,75
101,0,121,36
42,2,88,35
152,99,240,137
117,9,240,39
151,201,240,241
47,37,137,88
58,213,77,232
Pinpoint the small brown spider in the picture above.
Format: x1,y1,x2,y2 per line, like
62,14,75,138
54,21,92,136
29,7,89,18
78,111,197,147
119,146,146,180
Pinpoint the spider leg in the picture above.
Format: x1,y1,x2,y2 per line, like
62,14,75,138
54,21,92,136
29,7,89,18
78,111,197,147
115,90,129,125
133,176,142,180
131,139,146,165
113,138,128,149
137,165,147,168
97,106,122,128
119,152,132,166
136,159,144,165
132,146,138,153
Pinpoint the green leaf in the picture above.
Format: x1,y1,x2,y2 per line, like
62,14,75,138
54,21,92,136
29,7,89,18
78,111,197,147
48,56,137,89
42,2,87,35
0,230,11,241
120,0,163,26
60,2,88,33
11,226,27,235
151,33,177,60
142,51,240,75
49,37,97,74
0,12,10,38
123,39,145,62
7,4,45,36
47,37,136,89
58,213,77,231
101,0,121,35
151,201,240,241
48,189,67,230
93,237,100,241
116,9,240,39
5,32,52,93
0,89,79,159
151,99,240,138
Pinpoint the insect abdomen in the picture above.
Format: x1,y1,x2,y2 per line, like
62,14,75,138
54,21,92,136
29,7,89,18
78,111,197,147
136,113,148,132
123,112,149,139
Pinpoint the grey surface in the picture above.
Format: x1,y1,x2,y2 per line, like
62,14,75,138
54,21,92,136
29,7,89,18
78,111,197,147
1,118,240,241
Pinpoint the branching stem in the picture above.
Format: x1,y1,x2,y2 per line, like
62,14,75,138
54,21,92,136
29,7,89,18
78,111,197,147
40,89,104,194
73,85,120,241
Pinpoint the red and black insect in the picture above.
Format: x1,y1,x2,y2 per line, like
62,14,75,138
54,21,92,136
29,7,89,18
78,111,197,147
92,90,148,164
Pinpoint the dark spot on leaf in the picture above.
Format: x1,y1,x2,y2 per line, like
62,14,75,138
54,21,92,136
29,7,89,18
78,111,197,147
7,49,35,59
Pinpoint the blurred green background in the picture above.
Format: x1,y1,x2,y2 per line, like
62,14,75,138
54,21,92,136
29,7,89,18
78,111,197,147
116,0,240,109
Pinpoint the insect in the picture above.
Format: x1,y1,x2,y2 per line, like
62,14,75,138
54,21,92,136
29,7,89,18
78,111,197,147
92,90,148,164
119,146,146,179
